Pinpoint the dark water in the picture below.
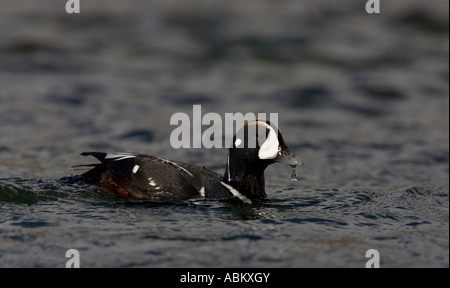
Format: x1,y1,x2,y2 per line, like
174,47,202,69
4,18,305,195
0,0,448,267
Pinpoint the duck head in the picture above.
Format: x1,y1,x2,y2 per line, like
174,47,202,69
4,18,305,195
224,121,300,200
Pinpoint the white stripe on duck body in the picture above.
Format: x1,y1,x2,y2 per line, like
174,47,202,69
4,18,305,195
77,121,299,203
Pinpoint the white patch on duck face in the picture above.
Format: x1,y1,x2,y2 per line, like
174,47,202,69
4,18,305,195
234,138,242,147
132,165,140,174
199,186,206,198
258,125,279,160
105,152,137,161
220,181,252,204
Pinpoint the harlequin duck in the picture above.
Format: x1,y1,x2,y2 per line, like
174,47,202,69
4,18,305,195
76,121,299,203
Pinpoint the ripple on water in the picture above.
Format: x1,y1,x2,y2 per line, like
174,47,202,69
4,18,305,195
10,221,56,228
0,178,448,267
0,179,39,205
0,178,103,205
283,217,348,227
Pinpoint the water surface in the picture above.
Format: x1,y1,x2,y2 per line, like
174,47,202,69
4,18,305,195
0,0,448,267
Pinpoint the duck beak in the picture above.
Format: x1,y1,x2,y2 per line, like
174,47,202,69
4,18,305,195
274,145,303,166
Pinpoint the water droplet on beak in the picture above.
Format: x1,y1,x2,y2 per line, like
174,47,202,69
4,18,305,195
290,165,297,182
